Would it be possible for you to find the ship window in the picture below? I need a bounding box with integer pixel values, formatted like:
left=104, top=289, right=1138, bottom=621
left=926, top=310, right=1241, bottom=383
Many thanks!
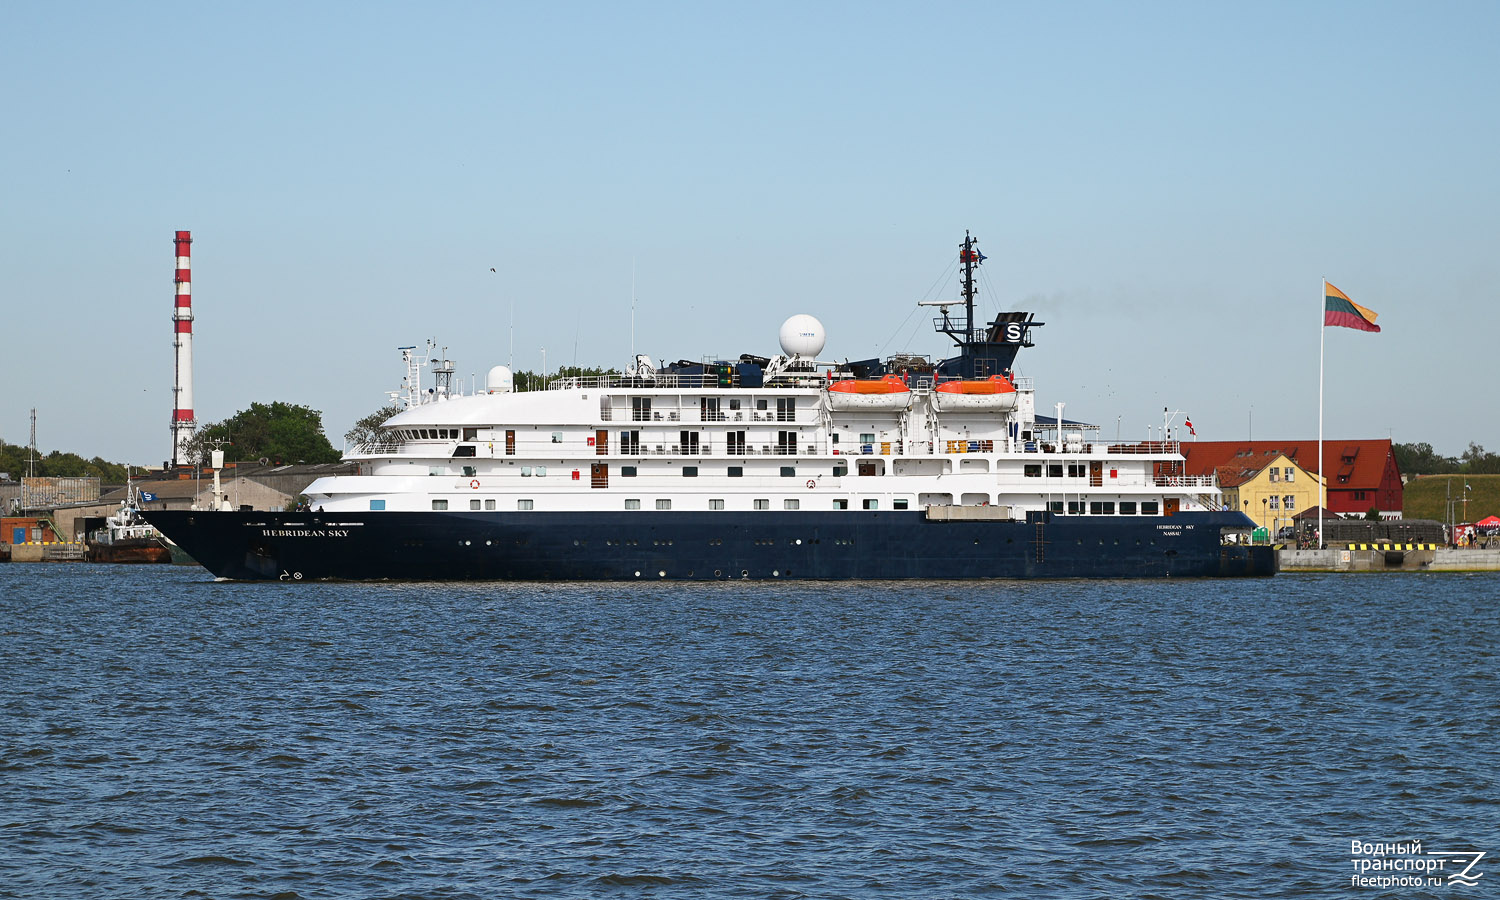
left=863, top=499, right=878, bottom=510
left=1068, top=463, right=1085, bottom=478
left=429, top=467, right=444, bottom=476
left=485, top=499, right=496, bottom=510
left=893, top=498, right=909, bottom=510
left=518, top=499, right=533, bottom=510
left=1048, top=501, right=1063, bottom=513
left=621, top=466, right=637, bottom=477
left=727, top=466, right=743, bottom=477
left=521, top=467, right=532, bottom=476
left=463, top=428, right=478, bottom=441
left=757, top=399, right=768, bottom=410
left=1142, top=500, right=1159, bottom=515
left=784, top=499, right=799, bottom=510
left=833, top=499, right=848, bottom=510
left=1092, top=501, right=1114, bottom=514
left=1024, top=464, right=1042, bottom=477
left=625, top=499, right=641, bottom=509
left=656, top=499, right=671, bottom=510
left=552, top=432, right=563, bottom=443
left=860, top=433, right=875, bottom=444
left=470, top=499, right=481, bottom=510
left=754, top=499, right=770, bottom=510
left=709, top=499, right=725, bottom=510
left=683, top=467, right=698, bottom=477
left=780, top=467, right=795, bottom=477
left=1048, top=464, right=1064, bottom=478
left=729, top=398, right=741, bottom=410
left=370, top=499, right=386, bottom=510
left=1120, top=501, right=1137, bottom=515
left=462, top=466, right=477, bottom=477
left=833, top=462, right=847, bottom=477
left=454, top=445, right=476, bottom=458
left=832, top=434, right=840, bottom=444
left=432, top=499, right=449, bottom=510
left=1066, top=501, right=1081, bottom=514
left=535, top=467, right=547, bottom=477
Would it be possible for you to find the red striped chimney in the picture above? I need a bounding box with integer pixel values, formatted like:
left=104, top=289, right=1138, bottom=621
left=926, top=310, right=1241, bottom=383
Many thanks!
left=171, top=230, right=197, bottom=466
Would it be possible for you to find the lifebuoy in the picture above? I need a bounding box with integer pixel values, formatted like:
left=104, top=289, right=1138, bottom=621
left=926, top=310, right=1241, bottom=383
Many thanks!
left=806, top=479, right=816, bottom=489
left=469, top=479, right=480, bottom=489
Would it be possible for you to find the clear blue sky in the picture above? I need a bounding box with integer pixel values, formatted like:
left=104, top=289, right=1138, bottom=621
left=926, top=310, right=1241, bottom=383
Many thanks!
left=3, top=1, right=1496, bottom=466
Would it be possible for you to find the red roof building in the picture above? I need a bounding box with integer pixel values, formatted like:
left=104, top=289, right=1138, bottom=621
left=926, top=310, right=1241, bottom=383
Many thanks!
left=1180, top=440, right=1403, bottom=519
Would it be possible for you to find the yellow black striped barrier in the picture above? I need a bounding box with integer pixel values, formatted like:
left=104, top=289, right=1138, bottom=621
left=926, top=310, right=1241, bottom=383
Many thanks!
left=1345, top=543, right=1438, bottom=551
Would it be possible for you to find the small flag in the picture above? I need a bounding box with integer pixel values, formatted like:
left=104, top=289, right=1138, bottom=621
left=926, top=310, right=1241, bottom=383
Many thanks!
left=139, top=491, right=157, bottom=502
left=1324, top=282, right=1380, bottom=332
left=1185, top=417, right=1196, bottom=436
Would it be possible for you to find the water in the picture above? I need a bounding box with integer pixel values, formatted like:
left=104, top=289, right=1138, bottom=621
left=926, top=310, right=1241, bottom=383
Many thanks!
left=1, top=565, right=1496, bottom=899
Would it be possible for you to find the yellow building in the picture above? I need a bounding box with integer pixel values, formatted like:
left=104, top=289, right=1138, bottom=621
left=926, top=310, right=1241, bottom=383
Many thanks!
left=1214, top=453, right=1325, bottom=536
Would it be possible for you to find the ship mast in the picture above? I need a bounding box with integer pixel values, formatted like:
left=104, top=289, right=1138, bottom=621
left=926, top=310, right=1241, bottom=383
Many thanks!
left=961, top=230, right=977, bottom=344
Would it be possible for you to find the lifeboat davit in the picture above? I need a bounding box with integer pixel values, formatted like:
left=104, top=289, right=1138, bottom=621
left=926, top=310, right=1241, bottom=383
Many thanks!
left=932, top=375, right=1018, bottom=411
left=826, top=375, right=913, bottom=411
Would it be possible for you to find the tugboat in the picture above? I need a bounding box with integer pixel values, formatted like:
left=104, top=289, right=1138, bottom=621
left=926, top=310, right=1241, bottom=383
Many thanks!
left=145, top=233, right=1276, bottom=581
left=88, top=474, right=170, bottom=564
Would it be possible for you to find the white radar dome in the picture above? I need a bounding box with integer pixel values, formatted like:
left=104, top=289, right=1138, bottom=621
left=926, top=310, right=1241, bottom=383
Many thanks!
left=486, top=365, right=514, bottom=393
left=778, top=314, right=826, bottom=358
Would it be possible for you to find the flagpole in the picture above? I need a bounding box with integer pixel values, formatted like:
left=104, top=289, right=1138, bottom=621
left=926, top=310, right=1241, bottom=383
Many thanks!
left=1318, top=277, right=1326, bottom=550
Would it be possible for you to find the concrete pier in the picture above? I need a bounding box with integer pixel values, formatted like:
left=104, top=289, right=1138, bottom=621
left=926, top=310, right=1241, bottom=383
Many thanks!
left=1280, top=546, right=1500, bottom=573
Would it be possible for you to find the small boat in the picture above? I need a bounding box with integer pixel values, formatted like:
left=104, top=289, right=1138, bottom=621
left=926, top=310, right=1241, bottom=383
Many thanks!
left=826, top=375, right=912, bottom=410
left=932, top=375, right=1017, bottom=411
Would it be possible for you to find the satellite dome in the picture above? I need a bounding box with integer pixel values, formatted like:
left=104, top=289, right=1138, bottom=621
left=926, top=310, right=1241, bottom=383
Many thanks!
left=486, top=365, right=514, bottom=393
left=778, top=314, right=826, bottom=358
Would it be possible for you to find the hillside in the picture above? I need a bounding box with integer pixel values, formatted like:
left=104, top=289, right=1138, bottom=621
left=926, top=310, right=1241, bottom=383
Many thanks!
left=1405, top=474, right=1500, bottom=523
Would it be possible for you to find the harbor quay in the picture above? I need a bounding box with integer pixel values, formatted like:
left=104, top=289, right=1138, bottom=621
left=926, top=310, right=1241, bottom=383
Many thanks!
left=1280, top=545, right=1500, bottom=572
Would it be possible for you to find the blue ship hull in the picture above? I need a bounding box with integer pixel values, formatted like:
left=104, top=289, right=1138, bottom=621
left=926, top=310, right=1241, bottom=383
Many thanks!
left=144, top=509, right=1277, bottom=581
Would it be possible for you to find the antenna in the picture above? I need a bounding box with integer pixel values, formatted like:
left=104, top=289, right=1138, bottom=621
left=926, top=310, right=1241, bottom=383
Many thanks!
left=631, top=255, right=637, bottom=363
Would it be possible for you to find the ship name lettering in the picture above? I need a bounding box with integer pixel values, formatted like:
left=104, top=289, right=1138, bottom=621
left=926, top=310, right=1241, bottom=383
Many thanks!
left=260, top=528, right=350, bottom=538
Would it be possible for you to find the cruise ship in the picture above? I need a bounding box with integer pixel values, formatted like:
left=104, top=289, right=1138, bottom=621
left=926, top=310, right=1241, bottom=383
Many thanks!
left=146, top=234, right=1276, bottom=581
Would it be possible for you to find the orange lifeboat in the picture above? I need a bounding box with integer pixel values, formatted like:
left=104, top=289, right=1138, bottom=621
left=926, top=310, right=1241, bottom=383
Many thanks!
left=826, top=375, right=913, bottom=411
left=933, top=375, right=1017, bottom=411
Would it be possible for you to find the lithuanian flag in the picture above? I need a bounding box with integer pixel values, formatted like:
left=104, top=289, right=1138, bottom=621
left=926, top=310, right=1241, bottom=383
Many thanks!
left=1324, top=282, right=1380, bottom=332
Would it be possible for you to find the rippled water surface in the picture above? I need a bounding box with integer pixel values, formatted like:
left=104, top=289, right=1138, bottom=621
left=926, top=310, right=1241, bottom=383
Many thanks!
left=2, top=564, right=1496, bottom=898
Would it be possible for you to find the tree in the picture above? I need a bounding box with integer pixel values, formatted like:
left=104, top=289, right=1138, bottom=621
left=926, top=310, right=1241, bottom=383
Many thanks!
left=1365, top=506, right=1382, bottom=521
left=1393, top=442, right=1459, bottom=475
left=0, top=439, right=128, bottom=482
left=345, top=404, right=404, bottom=448
left=1460, top=443, right=1500, bottom=475
left=186, top=402, right=341, bottom=465
left=512, top=366, right=619, bottom=393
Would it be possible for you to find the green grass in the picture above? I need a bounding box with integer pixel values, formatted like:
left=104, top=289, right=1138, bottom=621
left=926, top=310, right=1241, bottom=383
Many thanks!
left=1404, top=473, right=1500, bottom=522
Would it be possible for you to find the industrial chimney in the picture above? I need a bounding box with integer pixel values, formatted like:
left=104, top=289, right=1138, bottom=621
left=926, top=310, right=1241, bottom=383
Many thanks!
left=170, top=230, right=196, bottom=467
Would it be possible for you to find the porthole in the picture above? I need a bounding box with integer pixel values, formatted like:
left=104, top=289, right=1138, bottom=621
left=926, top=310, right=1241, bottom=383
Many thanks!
left=714, top=569, right=722, bottom=577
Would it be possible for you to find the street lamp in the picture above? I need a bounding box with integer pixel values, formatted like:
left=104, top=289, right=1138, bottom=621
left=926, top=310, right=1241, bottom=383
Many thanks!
left=1262, top=497, right=1269, bottom=542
